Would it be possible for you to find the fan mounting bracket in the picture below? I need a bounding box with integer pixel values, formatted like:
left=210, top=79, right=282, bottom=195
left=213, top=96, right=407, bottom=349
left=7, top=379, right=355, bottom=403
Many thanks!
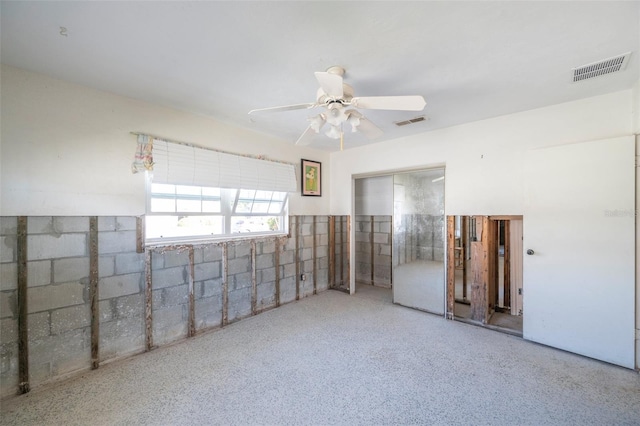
left=326, top=66, right=345, bottom=77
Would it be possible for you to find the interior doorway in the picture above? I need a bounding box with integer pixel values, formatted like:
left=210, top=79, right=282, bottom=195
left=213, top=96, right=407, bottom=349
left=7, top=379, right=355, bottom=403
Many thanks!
left=447, top=215, right=523, bottom=335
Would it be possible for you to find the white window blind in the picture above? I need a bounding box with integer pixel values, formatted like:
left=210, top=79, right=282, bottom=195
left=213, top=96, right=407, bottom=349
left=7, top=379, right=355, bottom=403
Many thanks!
left=152, top=139, right=297, bottom=193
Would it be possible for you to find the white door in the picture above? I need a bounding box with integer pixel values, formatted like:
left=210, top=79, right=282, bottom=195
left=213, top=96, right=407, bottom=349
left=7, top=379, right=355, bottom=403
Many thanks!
left=523, top=136, right=635, bottom=368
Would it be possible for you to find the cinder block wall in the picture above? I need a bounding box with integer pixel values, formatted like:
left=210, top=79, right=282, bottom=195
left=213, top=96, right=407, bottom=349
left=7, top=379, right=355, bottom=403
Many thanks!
left=355, top=215, right=392, bottom=288
left=0, top=215, right=343, bottom=399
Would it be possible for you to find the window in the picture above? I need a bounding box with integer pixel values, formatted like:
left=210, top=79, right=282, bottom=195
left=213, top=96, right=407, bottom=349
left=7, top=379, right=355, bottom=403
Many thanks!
left=146, top=181, right=288, bottom=242
left=142, top=137, right=296, bottom=244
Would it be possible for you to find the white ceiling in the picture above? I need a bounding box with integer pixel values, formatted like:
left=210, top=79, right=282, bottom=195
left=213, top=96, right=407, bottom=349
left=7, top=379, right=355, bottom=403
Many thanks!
left=2, top=1, right=638, bottom=151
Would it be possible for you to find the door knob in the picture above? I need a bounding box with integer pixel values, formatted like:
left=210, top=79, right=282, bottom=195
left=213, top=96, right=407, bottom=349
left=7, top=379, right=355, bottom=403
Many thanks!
left=526, top=249, right=534, bottom=255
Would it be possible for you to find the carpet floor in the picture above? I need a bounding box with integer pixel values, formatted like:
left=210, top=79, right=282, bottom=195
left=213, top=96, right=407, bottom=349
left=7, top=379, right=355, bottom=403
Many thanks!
left=1, top=288, right=638, bottom=425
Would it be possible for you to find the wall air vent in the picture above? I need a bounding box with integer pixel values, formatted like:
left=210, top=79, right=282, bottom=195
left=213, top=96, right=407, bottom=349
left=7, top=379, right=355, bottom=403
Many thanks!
left=572, top=52, right=631, bottom=82
left=394, top=115, right=428, bottom=127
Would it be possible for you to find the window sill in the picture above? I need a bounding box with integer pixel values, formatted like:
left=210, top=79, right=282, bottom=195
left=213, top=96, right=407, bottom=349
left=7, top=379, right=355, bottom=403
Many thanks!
left=145, top=231, right=288, bottom=249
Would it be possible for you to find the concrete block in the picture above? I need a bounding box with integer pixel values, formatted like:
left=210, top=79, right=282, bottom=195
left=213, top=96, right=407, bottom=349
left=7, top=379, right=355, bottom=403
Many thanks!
left=98, top=217, right=116, bottom=232
left=279, top=277, right=296, bottom=304
left=379, top=244, right=392, bottom=256
left=300, top=224, right=313, bottom=236
left=259, top=241, right=275, bottom=255
left=100, top=316, right=144, bottom=361
left=0, top=236, right=15, bottom=263
left=373, top=233, right=389, bottom=244
left=259, top=267, right=276, bottom=284
left=256, top=281, right=276, bottom=310
left=192, top=247, right=204, bottom=264
left=203, top=245, right=223, bottom=262
left=53, top=217, right=89, bottom=233
left=228, top=287, right=251, bottom=321
left=54, top=257, right=89, bottom=283
left=27, top=260, right=52, bottom=288
left=152, top=305, right=187, bottom=346
left=195, top=297, right=221, bottom=331
left=98, top=231, right=136, bottom=255
left=99, top=273, right=142, bottom=300
left=99, top=256, right=115, bottom=278
left=316, top=269, right=329, bottom=291
left=282, top=263, right=296, bottom=278
left=279, top=250, right=294, bottom=265
left=0, top=217, right=17, bottom=236
left=194, top=261, right=220, bottom=282
left=161, top=249, right=189, bottom=268
left=151, top=251, right=164, bottom=269
left=301, top=247, right=313, bottom=261
left=99, top=299, right=114, bottom=322
left=0, top=318, right=17, bottom=344
left=158, top=284, right=188, bottom=308
left=27, top=312, right=50, bottom=340
left=256, top=253, right=274, bottom=270
left=2, top=290, right=16, bottom=318
left=302, top=277, right=314, bottom=298
left=284, top=238, right=296, bottom=251
left=115, top=293, right=143, bottom=319
left=232, top=272, right=252, bottom=291
left=116, top=217, right=137, bottom=231
left=27, top=217, right=53, bottom=234
left=355, top=232, right=370, bottom=243
left=29, top=329, right=89, bottom=380
left=378, top=221, right=392, bottom=234
left=115, top=252, right=145, bottom=275
left=200, top=278, right=223, bottom=299
left=0, top=263, right=17, bottom=291
left=51, top=304, right=90, bottom=335
left=151, top=266, right=186, bottom=290
left=233, top=242, right=251, bottom=259
left=28, top=282, right=86, bottom=314
left=318, top=234, right=328, bottom=246
left=27, top=233, right=87, bottom=261
left=228, top=257, right=250, bottom=275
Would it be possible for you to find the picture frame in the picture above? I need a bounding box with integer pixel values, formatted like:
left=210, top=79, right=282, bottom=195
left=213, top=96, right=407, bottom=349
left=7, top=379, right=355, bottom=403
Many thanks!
left=301, top=159, right=321, bottom=196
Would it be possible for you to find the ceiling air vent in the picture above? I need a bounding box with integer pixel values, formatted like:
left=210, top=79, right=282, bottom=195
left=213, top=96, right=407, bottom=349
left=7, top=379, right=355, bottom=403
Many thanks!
left=572, top=52, right=631, bottom=82
left=394, top=115, right=428, bottom=127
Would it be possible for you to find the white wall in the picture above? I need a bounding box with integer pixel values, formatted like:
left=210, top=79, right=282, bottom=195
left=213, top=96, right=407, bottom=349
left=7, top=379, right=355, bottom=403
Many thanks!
left=330, top=90, right=632, bottom=216
left=354, top=176, right=393, bottom=216
left=0, top=65, right=330, bottom=216
left=330, top=89, right=637, bottom=368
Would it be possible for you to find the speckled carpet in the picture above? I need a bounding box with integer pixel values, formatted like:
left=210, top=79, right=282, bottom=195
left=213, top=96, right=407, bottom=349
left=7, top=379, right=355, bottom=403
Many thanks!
left=1, top=287, right=639, bottom=425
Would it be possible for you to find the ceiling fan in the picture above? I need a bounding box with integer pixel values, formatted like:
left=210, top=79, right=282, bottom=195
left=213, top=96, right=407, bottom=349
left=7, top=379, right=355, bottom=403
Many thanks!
left=248, top=66, right=426, bottom=149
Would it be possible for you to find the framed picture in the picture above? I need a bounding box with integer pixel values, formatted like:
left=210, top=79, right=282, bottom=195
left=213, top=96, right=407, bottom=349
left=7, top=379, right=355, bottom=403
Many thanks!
left=301, top=159, right=321, bottom=196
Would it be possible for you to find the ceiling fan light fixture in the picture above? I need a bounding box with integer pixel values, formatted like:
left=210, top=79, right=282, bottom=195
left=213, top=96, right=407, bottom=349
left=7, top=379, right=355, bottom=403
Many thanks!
left=308, top=114, right=325, bottom=133
left=326, top=124, right=342, bottom=139
left=347, top=114, right=360, bottom=132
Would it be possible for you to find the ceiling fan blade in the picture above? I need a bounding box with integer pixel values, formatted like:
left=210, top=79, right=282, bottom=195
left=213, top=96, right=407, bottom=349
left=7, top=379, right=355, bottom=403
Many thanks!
left=356, top=118, right=384, bottom=140
left=314, top=72, right=343, bottom=98
left=249, top=103, right=316, bottom=115
left=351, top=95, right=426, bottom=111
left=295, top=125, right=316, bottom=146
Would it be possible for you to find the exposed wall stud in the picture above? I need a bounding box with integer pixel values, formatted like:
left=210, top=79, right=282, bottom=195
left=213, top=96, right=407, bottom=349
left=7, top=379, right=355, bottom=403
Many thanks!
left=136, top=216, right=144, bottom=253
left=251, top=241, right=257, bottom=314
left=503, top=220, right=511, bottom=309
left=312, top=216, right=317, bottom=295
left=329, top=216, right=335, bottom=289
left=370, top=216, right=375, bottom=285
left=462, top=216, right=468, bottom=300
left=16, top=216, right=29, bottom=394
left=145, top=249, right=153, bottom=351
left=222, top=243, right=228, bottom=326
left=188, top=246, right=196, bottom=337
left=446, top=216, right=455, bottom=319
left=295, top=216, right=300, bottom=300
left=275, top=238, right=281, bottom=307
left=339, top=217, right=344, bottom=285
left=346, top=216, right=351, bottom=292
left=89, top=216, right=100, bottom=369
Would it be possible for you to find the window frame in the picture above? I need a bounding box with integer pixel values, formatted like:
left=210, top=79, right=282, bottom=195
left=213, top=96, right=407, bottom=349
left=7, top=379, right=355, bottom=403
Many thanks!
left=145, top=173, right=289, bottom=245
